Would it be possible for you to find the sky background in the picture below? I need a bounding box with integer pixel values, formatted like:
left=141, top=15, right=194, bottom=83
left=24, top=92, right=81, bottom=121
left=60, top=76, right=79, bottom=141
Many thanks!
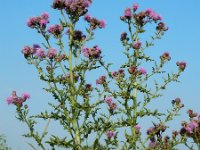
left=0, top=0, right=200, bottom=149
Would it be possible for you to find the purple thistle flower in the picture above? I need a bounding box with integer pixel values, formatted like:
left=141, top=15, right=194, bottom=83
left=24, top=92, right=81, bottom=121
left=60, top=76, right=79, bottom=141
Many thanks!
left=52, top=0, right=66, bottom=10
left=99, top=20, right=106, bottom=28
left=160, top=52, right=171, bottom=61
left=36, top=48, right=46, bottom=58
left=41, top=12, right=49, bottom=20
left=106, top=131, right=115, bottom=138
left=124, top=8, right=132, bottom=18
left=133, top=4, right=139, bottom=11
left=135, top=125, right=141, bottom=132
left=27, top=17, right=38, bottom=28
left=128, top=66, right=137, bottom=74
left=47, top=48, right=57, bottom=59
left=112, top=71, right=118, bottom=77
left=6, top=96, right=15, bottom=105
left=22, top=46, right=32, bottom=56
left=33, top=44, right=40, bottom=54
left=188, top=121, right=198, bottom=130
left=84, top=14, right=91, bottom=22
left=40, top=19, right=48, bottom=26
left=47, top=24, right=63, bottom=36
left=96, top=76, right=106, bottom=85
left=6, top=91, right=18, bottom=105
left=139, top=67, right=147, bottom=75
left=176, top=61, right=187, bottom=71
left=105, top=96, right=113, bottom=105
left=109, top=102, right=117, bottom=110
left=82, top=47, right=90, bottom=58
left=21, top=93, right=30, bottom=100
left=132, top=41, right=142, bottom=49
left=145, top=8, right=153, bottom=15
left=185, top=126, right=193, bottom=133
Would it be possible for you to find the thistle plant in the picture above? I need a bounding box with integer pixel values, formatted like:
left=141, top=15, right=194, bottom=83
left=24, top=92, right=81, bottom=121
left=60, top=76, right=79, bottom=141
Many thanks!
left=6, top=0, right=200, bottom=150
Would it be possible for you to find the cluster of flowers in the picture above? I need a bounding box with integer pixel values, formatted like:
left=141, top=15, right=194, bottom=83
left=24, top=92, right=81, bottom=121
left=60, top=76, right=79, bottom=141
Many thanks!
left=120, top=3, right=168, bottom=32
left=82, top=45, right=102, bottom=59
left=47, top=24, right=64, bottom=37
left=27, top=13, right=49, bottom=29
left=128, top=66, right=147, bottom=76
left=52, top=0, right=92, bottom=19
left=147, top=123, right=168, bottom=149
left=156, top=22, right=168, bottom=32
left=22, top=45, right=67, bottom=61
left=53, top=74, right=79, bottom=85
left=7, top=91, right=30, bottom=107
left=84, top=14, right=106, bottom=29
left=112, top=69, right=125, bottom=78
left=96, top=75, right=106, bottom=85
left=104, top=96, right=117, bottom=111
left=180, top=110, right=200, bottom=144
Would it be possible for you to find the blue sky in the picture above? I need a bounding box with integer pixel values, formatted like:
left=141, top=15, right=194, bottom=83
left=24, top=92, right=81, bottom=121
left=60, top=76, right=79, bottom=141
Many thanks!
left=0, top=0, right=200, bottom=149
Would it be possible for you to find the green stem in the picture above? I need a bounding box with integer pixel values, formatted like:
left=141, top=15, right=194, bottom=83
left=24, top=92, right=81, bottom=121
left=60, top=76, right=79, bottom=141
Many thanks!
left=69, top=23, right=81, bottom=149
left=132, top=81, right=137, bottom=149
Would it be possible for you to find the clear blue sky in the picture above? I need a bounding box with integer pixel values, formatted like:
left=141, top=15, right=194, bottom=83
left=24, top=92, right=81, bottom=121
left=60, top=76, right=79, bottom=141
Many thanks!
left=0, top=0, right=200, bottom=149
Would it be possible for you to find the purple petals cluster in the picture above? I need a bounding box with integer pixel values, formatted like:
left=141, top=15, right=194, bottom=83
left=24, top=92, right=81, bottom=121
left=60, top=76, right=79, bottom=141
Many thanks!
left=124, top=8, right=132, bottom=19
left=134, top=125, right=141, bottom=134
left=147, top=124, right=166, bottom=136
left=156, top=22, right=168, bottom=31
left=36, top=48, right=46, bottom=59
left=120, top=32, right=129, bottom=41
left=47, top=48, right=57, bottom=59
left=121, top=3, right=166, bottom=30
left=160, top=52, right=171, bottom=61
left=82, top=46, right=101, bottom=59
left=180, top=110, right=200, bottom=143
left=145, top=8, right=162, bottom=21
left=65, top=0, right=92, bottom=19
left=104, top=96, right=112, bottom=104
left=171, top=98, right=184, bottom=108
left=22, top=45, right=61, bottom=60
left=128, top=66, right=147, bottom=76
left=96, top=76, right=106, bottom=85
left=47, top=24, right=63, bottom=37
left=84, top=14, right=106, bottom=29
left=133, top=4, right=139, bottom=12
left=106, top=130, right=115, bottom=139
left=111, top=69, right=125, bottom=78
left=22, top=46, right=34, bottom=57
left=132, top=41, right=142, bottom=49
left=52, top=0, right=92, bottom=18
left=22, top=44, right=41, bottom=58
left=176, top=61, right=187, bottom=71
left=73, top=30, right=86, bottom=41
left=138, top=67, right=147, bottom=75
left=52, top=0, right=66, bottom=10
left=7, top=91, right=30, bottom=106
left=104, top=96, right=117, bottom=111
left=27, top=12, right=49, bottom=29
